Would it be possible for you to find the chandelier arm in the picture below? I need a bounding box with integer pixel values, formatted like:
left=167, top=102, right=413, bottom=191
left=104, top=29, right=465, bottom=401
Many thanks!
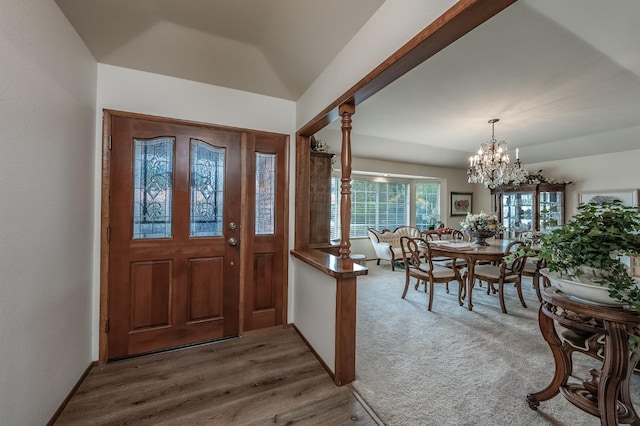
left=467, top=118, right=528, bottom=187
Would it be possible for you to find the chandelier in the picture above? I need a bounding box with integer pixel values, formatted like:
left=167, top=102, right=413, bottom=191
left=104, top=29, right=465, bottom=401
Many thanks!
left=467, top=118, right=528, bottom=188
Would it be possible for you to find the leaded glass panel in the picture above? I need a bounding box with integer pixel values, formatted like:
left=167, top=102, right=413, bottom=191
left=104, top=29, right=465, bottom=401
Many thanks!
left=255, top=153, right=276, bottom=235
left=133, top=137, right=174, bottom=239
left=190, top=140, right=224, bottom=237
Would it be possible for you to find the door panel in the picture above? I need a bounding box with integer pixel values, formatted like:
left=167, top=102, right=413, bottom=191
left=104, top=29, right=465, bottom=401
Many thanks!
left=130, top=260, right=171, bottom=330
left=188, top=257, right=224, bottom=321
left=108, top=116, right=241, bottom=359
left=243, top=134, right=287, bottom=331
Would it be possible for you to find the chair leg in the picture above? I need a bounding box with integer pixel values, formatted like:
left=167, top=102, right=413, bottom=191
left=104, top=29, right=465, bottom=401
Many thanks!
left=533, top=272, right=543, bottom=302
left=516, top=278, right=527, bottom=308
left=428, top=280, right=435, bottom=311
left=377, top=259, right=380, bottom=265
left=498, top=279, right=507, bottom=314
left=445, top=282, right=450, bottom=294
left=402, top=274, right=410, bottom=299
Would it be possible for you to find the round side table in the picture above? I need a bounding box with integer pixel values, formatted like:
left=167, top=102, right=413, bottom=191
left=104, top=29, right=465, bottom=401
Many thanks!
left=526, top=286, right=640, bottom=425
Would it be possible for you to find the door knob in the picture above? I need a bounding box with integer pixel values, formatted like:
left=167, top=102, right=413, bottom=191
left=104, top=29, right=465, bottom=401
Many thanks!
left=228, top=237, right=238, bottom=246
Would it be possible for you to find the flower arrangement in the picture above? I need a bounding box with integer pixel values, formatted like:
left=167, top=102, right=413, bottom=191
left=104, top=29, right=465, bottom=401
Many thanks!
left=460, top=211, right=503, bottom=233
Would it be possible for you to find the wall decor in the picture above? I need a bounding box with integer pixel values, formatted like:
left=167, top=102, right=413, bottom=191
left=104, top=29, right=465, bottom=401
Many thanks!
left=578, top=189, right=638, bottom=206
left=450, top=192, right=473, bottom=216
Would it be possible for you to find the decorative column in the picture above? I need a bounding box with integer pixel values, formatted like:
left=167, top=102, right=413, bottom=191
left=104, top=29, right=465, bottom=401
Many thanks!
left=339, top=103, right=355, bottom=259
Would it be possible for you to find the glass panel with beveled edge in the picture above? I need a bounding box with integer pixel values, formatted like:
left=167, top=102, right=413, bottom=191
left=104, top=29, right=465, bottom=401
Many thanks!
left=133, top=137, right=174, bottom=239
left=190, top=140, right=225, bottom=237
left=501, top=191, right=533, bottom=239
left=539, top=191, right=563, bottom=232
left=255, top=153, right=276, bottom=235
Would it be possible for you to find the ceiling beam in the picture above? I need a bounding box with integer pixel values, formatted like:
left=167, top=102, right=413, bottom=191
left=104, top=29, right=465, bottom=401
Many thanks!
left=297, top=0, right=518, bottom=137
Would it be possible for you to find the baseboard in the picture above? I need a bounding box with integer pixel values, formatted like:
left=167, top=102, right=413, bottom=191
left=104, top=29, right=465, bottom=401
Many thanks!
left=241, top=323, right=290, bottom=337
left=291, top=324, right=335, bottom=382
left=47, top=360, right=97, bottom=426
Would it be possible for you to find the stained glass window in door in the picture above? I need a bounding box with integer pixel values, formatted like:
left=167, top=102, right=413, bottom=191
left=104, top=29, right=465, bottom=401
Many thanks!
left=133, top=137, right=174, bottom=239
left=255, top=153, right=276, bottom=235
left=190, top=140, right=225, bottom=237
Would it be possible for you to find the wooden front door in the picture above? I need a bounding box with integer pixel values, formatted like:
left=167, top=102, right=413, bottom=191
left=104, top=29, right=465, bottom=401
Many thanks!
left=107, top=115, right=242, bottom=359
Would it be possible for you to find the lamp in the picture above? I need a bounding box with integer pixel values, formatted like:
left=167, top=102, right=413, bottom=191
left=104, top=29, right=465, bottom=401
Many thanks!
left=467, top=118, right=528, bottom=188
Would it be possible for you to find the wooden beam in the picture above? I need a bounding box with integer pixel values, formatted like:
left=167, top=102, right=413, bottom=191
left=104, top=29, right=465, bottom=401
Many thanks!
left=297, top=0, right=517, bottom=137
left=334, top=276, right=357, bottom=385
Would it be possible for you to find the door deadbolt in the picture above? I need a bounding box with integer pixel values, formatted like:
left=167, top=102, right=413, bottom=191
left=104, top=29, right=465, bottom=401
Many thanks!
left=228, top=222, right=237, bottom=230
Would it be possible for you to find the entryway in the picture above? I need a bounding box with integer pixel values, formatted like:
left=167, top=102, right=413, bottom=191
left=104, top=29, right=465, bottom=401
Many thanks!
left=102, top=111, right=288, bottom=361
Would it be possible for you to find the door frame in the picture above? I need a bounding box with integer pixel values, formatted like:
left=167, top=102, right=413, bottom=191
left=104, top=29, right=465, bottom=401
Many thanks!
left=99, top=109, right=290, bottom=364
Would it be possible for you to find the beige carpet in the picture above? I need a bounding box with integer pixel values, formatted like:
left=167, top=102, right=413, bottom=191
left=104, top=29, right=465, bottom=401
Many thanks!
left=352, top=262, right=640, bottom=425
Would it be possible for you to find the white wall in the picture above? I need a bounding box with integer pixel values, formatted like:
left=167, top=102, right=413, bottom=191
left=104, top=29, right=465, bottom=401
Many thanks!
left=94, top=64, right=297, bottom=356
left=291, top=259, right=337, bottom=371
left=525, top=149, right=640, bottom=216
left=0, top=0, right=97, bottom=424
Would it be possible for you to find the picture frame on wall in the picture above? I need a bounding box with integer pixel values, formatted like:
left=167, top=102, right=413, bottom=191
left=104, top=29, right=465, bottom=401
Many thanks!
left=450, top=192, right=473, bottom=216
left=578, top=189, right=638, bottom=206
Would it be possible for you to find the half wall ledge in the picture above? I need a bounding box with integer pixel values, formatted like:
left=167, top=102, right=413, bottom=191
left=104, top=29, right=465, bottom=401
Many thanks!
left=290, top=249, right=368, bottom=278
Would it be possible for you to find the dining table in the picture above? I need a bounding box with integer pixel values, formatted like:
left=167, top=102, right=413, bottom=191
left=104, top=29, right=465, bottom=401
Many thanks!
left=428, top=238, right=517, bottom=311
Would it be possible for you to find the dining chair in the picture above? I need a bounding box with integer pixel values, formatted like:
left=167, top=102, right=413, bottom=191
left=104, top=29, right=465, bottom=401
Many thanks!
left=502, top=240, right=547, bottom=302
left=482, top=239, right=526, bottom=291
left=430, top=229, right=468, bottom=270
left=466, top=250, right=529, bottom=314
left=400, top=236, right=464, bottom=311
left=523, top=256, right=548, bottom=302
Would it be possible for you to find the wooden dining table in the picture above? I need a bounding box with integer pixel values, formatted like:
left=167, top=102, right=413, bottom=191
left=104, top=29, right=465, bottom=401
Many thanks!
left=428, top=238, right=516, bottom=311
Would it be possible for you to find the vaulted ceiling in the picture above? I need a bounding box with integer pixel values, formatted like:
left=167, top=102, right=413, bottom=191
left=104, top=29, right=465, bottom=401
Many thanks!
left=55, top=0, right=385, bottom=100
left=57, top=0, right=640, bottom=169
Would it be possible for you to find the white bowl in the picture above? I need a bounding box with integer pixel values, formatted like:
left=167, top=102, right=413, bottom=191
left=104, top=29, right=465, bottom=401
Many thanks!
left=540, top=268, right=627, bottom=306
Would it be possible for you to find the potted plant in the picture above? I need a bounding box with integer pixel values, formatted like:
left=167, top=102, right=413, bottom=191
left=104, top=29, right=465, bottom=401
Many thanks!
left=538, top=200, right=640, bottom=310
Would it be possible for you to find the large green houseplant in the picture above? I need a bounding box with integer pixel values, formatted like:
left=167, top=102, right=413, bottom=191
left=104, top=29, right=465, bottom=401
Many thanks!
left=538, top=200, right=640, bottom=310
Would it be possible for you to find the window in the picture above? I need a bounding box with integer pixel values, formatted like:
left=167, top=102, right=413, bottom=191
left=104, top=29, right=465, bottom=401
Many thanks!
left=133, top=137, right=174, bottom=239
left=415, top=182, right=441, bottom=229
left=330, top=176, right=440, bottom=239
left=255, top=152, right=276, bottom=235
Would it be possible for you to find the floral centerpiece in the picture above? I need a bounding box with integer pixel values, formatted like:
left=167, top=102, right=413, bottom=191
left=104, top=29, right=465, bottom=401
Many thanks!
left=460, top=211, right=503, bottom=245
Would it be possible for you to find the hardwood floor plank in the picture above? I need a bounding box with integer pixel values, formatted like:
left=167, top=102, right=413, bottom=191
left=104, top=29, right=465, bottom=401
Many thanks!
left=55, top=328, right=377, bottom=425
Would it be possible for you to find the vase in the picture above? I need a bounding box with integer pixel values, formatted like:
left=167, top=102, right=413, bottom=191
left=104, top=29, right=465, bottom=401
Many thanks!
left=470, top=229, right=496, bottom=246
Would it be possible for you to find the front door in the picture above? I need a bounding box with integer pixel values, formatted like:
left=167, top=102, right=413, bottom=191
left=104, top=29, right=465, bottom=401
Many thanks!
left=107, top=115, right=241, bottom=359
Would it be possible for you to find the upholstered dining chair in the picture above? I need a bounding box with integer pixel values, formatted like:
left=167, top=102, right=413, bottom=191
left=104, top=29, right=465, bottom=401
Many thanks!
left=501, top=239, right=548, bottom=302
left=400, top=236, right=464, bottom=311
left=466, top=244, right=528, bottom=314
left=429, top=230, right=468, bottom=269
left=523, top=256, right=548, bottom=302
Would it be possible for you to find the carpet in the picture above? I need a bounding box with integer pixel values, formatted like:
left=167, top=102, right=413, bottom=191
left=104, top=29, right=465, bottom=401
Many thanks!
left=352, top=263, right=640, bottom=425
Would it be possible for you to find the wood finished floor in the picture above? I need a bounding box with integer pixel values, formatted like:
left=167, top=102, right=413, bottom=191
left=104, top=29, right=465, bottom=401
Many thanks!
left=55, top=327, right=379, bottom=425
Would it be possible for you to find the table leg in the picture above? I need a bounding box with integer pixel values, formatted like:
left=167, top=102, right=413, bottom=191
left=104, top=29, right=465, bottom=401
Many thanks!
left=527, top=303, right=571, bottom=409
left=620, top=351, right=640, bottom=425
left=599, top=321, right=632, bottom=425
left=466, top=259, right=475, bottom=311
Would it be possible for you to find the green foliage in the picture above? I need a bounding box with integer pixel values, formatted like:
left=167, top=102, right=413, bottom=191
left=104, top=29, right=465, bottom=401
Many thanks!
left=538, top=200, right=640, bottom=311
